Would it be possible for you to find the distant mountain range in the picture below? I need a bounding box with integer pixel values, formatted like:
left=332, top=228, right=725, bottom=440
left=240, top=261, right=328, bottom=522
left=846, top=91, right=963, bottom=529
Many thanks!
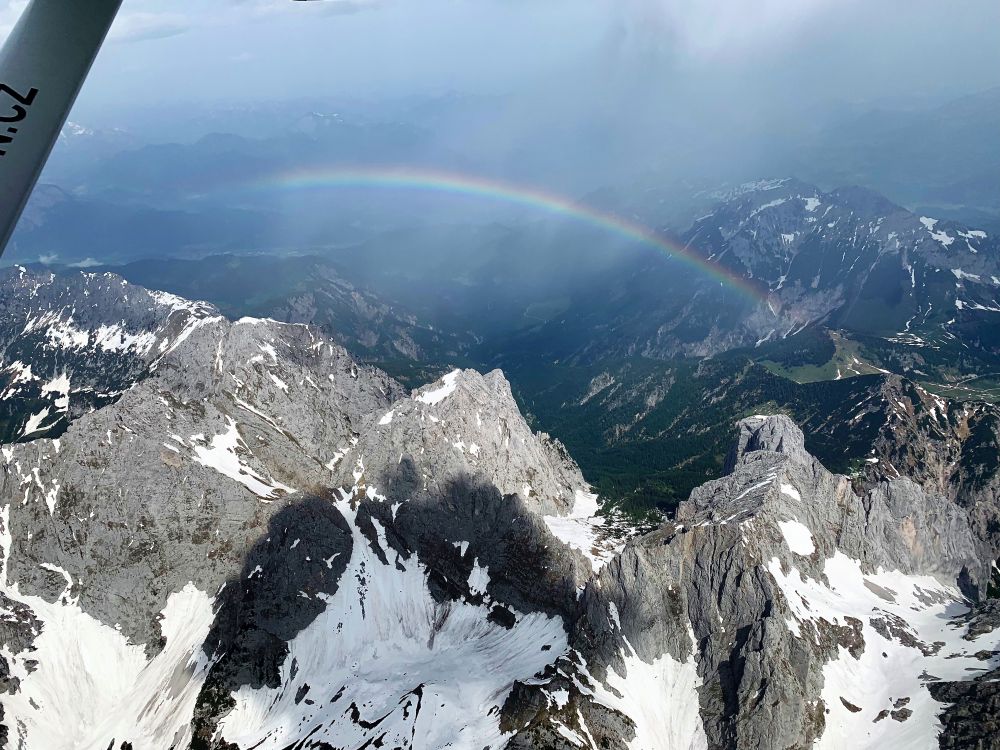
left=89, top=175, right=1000, bottom=384
left=35, top=177, right=983, bottom=525
left=8, top=86, right=1000, bottom=267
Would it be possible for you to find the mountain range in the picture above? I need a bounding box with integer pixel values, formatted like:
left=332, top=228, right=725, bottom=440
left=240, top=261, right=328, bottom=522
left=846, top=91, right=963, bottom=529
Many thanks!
left=2, top=169, right=1000, bottom=747
left=9, top=86, right=1000, bottom=266
left=0, top=268, right=997, bottom=749
left=83, top=178, right=1000, bottom=517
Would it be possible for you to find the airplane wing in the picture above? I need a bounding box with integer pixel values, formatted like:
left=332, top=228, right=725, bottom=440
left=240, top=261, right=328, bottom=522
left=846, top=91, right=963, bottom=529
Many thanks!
left=0, top=0, right=325, bottom=259
left=0, top=0, right=123, bottom=257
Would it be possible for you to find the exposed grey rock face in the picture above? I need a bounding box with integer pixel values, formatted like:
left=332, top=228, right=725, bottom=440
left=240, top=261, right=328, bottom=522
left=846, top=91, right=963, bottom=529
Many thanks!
left=506, top=415, right=999, bottom=750
left=724, top=412, right=815, bottom=470
left=752, top=370, right=1000, bottom=600
left=0, top=267, right=219, bottom=442
left=0, top=273, right=600, bottom=749
left=845, top=376, right=1000, bottom=597
left=1, top=308, right=401, bottom=652
left=331, top=367, right=588, bottom=517
left=0, top=273, right=997, bottom=749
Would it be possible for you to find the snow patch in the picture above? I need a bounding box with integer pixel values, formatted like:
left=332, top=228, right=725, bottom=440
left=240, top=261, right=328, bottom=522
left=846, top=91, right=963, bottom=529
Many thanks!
left=22, top=407, right=52, bottom=437
left=777, top=520, right=815, bottom=555
left=414, top=369, right=461, bottom=405
left=543, top=490, right=617, bottom=572
left=1, top=583, right=214, bottom=749
left=191, top=418, right=293, bottom=499
left=749, top=197, right=788, bottom=217
left=780, top=483, right=802, bottom=503
left=268, top=373, right=289, bottom=393
left=41, top=372, right=71, bottom=411
left=951, top=268, right=981, bottom=283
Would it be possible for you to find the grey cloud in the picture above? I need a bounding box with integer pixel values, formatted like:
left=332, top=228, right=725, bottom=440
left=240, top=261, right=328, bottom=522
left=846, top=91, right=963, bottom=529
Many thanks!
left=109, top=12, right=192, bottom=43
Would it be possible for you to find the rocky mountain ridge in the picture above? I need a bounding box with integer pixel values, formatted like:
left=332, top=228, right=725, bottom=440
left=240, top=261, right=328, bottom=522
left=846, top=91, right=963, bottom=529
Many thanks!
left=506, top=415, right=999, bottom=749
left=0, top=272, right=607, bottom=748
left=0, top=274, right=997, bottom=749
left=0, top=267, right=223, bottom=443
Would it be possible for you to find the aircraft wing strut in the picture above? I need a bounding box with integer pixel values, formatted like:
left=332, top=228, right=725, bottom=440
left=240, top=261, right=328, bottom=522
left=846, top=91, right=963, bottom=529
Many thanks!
left=0, top=0, right=124, bottom=256
left=0, top=0, right=326, bottom=259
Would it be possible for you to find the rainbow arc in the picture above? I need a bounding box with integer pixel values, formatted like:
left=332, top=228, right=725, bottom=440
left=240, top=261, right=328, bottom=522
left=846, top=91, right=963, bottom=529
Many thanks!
left=233, top=166, right=764, bottom=300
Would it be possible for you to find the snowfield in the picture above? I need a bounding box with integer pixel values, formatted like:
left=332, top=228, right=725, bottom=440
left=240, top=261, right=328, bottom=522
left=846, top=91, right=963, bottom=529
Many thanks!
left=769, top=552, right=997, bottom=749
left=0, top=582, right=214, bottom=749
left=216, top=499, right=568, bottom=749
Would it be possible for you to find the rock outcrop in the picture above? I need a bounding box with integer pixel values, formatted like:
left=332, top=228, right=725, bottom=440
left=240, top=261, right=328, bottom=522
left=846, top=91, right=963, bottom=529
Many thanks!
left=505, top=415, right=999, bottom=750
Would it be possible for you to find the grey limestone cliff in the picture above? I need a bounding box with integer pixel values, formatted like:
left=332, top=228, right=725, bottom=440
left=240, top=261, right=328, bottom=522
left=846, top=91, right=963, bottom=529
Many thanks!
left=505, top=415, right=999, bottom=750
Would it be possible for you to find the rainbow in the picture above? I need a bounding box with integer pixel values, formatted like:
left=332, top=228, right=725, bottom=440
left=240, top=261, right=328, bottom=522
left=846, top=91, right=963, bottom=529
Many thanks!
left=230, top=166, right=763, bottom=300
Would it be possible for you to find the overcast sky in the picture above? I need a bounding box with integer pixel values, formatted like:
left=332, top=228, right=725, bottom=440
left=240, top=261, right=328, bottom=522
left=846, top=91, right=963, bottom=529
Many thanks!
left=2, top=0, right=1000, bottom=125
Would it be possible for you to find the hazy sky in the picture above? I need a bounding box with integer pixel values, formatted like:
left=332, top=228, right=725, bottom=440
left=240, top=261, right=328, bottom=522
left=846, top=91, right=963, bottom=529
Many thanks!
left=3, top=0, right=1000, bottom=125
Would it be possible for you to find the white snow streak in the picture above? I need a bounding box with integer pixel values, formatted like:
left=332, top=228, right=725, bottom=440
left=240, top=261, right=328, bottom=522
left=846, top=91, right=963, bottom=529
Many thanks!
left=414, top=369, right=461, bottom=405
